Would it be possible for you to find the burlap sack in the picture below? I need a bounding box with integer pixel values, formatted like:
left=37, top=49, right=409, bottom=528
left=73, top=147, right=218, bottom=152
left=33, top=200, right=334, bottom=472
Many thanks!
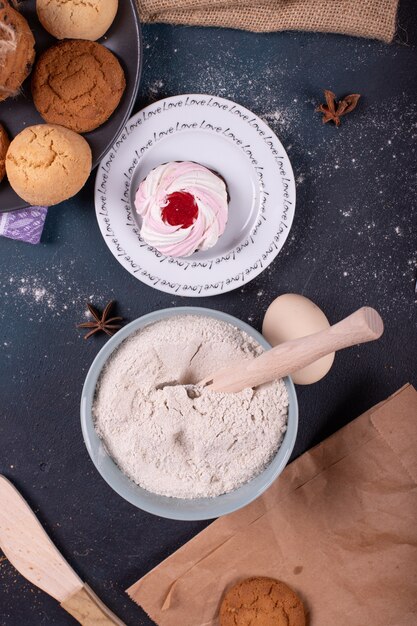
left=136, top=0, right=399, bottom=42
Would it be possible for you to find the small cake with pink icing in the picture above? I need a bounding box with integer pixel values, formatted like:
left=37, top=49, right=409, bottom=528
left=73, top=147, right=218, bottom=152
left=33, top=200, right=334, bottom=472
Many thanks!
left=134, top=161, right=228, bottom=257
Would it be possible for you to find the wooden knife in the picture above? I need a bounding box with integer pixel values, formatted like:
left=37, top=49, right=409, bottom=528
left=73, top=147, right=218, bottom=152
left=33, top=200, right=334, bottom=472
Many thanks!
left=0, top=475, right=124, bottom=625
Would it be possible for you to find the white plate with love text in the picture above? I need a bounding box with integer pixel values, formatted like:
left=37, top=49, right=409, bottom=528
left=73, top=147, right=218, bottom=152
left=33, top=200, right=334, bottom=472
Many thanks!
left=95, top=94, right=296, bottom=297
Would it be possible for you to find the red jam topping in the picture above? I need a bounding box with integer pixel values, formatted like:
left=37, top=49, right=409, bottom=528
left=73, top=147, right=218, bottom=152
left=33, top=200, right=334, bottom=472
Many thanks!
left=161, top=191, right=199, bottom=228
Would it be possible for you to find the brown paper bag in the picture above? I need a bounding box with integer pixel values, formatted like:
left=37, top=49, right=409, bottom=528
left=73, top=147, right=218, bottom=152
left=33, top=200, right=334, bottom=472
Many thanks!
left=128, top=384, right=417, bottom=625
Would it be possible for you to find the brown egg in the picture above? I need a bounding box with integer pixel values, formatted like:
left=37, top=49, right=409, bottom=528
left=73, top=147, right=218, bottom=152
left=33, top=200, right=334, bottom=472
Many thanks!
left=262, top=294, right=335, bottom=385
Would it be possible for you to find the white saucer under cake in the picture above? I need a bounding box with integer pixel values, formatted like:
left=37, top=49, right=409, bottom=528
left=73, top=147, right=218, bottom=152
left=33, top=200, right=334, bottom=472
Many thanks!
left=95, top=94, right=296, bottom=297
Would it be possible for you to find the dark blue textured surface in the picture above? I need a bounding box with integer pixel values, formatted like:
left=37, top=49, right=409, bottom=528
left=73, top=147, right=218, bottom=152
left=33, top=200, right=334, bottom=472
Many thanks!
left=1, top=11, right=417, bottom=625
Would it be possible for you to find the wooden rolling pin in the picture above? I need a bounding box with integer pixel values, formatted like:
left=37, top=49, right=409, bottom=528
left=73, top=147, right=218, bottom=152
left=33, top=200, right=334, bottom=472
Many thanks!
left=200, top=307, right=384, bottom=393
left=0, top=476, right=124, bottom=626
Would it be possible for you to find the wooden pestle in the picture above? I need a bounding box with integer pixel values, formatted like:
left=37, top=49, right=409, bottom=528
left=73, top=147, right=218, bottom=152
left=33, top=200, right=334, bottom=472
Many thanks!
left=199, top=307, right=384, bottom=393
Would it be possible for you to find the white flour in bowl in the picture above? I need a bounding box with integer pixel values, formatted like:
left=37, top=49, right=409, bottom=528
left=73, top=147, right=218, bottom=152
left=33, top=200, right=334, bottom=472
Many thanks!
left=93, top=315, right=288, bottom=499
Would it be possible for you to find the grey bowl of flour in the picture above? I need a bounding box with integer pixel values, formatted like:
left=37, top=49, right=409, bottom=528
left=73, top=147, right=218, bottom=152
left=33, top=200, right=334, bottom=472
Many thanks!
left=81, top=307, right=298, bottom=521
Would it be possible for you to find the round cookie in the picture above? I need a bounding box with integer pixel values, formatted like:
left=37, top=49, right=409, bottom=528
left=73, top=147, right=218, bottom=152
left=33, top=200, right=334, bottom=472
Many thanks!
left=36, top=0, right=118, bottom=41
left=6, top=124, right=92, bottom=205
left=220, top=577, right=306, bottom=626
left=0, top=123, right=10, bottom=183
left=32, top=40, right=126, bottom=133
left=0, top=1, right=36, bottom=101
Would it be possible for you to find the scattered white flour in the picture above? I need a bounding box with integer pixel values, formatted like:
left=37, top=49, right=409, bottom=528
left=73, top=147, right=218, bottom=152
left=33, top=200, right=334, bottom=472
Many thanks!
left=93, top=315, right=288, bottom=499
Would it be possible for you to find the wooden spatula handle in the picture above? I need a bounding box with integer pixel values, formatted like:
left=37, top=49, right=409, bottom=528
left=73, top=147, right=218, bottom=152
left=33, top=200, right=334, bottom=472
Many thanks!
left=204, top=307, right=383, bottom=392
left=61, top=584, right=125, bottom=626
left=0, top=476, right=125, bottom=626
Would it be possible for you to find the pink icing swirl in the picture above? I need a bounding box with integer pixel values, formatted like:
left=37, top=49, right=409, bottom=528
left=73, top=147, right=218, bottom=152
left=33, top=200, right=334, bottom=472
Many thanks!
left=134, top=161, right=228, bottom=258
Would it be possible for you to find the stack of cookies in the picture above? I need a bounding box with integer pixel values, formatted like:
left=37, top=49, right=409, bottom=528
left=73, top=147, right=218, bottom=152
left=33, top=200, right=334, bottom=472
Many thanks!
left=0, top=0, right=126, bottom=206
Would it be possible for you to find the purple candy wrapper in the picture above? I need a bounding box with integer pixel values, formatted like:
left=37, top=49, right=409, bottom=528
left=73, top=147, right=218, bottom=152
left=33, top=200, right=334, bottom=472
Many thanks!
left=0, top=206, right=48, bottom=244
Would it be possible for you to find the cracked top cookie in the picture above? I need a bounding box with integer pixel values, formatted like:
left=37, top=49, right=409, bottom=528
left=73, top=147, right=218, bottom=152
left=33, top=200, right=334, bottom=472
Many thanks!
left=32, top=39, right=126, bottom=133
left=5, top=124, right=92, bottom=205
left=36, top=0, right=118, bottom=41
left=0, top=0, right=36, bottom=102
left=220, top=577, right=306, bottom=626
left=0, top=123, right=10, bottom=183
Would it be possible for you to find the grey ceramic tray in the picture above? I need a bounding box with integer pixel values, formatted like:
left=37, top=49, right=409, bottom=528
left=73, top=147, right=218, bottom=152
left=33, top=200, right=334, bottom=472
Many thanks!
left=0, top=0, right=142, bottom=213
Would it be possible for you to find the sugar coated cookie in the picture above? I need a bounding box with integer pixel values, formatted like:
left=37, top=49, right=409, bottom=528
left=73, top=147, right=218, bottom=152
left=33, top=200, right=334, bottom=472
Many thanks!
left=0, top=1, right=35, bottom=101
left=32, top=39, right=126, bottom=133
left=220, top=577, right=306, bottom=626
left=36, top=0, right=118, bottom=41
left=6, top=124, right=92, bottom=205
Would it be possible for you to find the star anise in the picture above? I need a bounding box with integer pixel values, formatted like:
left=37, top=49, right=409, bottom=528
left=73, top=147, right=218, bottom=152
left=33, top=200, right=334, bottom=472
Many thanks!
left=77, top=300, right=123, bottom=340
left=316, top=90, right=361, bottom=126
